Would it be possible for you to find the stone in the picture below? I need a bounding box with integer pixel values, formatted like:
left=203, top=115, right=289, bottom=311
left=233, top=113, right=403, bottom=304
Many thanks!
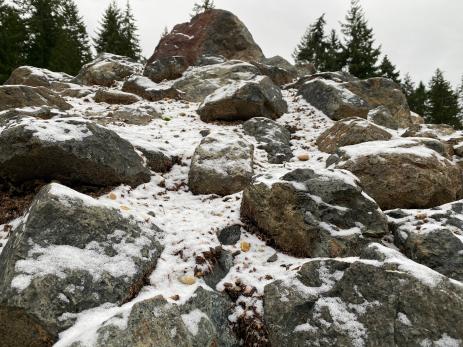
left=367, top=106, right=398, bottom=130
left=0, top=106, right=66, bottom=127
left=250, top=61, right=296, bottom=86
left=94, top=89, right=141, bottom=105
left=410, top=111, right=425, bottom=125
left=387, top=199, right=463, bottom=282
left=106, top=104, right=161, bottom=126
left=147, top=9, right=264, bottom=68
left=137, top=146, right=180, bottom=173
left=241, top=168, right=388, bottom=258
left=200, top=247, right=234, bottom=288
left=297, top=153, right=310, bottom=161
left=0, top=183, right=163, bottom=346
left=264, top=243, right=463, bottom=347
left=122, top=75, right=181, bottom=101
left=59, top=86, right=94, bottom=98
left=331, top=138, right=463, bottom=210
left=197, top=76, right=288, bottom=122
left=316, top=117, right=392, bottom=154
left=217, top=224, right=242, bottom=245
left=92, top=287, right=238, bottom=347
left=0, top=85, right=71, bottom=111
left=243, top=117, right=292, bottom=163
left=288, top=71, right=359, bottom=90
left=5, top=66, right=72, bottom=88
left=172, top=60, right=260, bottom=102
left=240, top=241, right=251, bottom=253
left=195, top=55, right=227, bottom=66
left=188, top=131, right=254, bottom=196
left=179, top=275, right=196, bottom=285
left=0, top=116, right=150, bottom=188
left=143, top=56, right=189, bottom=83
left=74, top=53, right=143, bottom=87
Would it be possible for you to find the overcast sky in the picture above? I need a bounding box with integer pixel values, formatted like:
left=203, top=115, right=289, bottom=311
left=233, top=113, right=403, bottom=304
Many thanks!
left=77, top=0, right=463, bottom=87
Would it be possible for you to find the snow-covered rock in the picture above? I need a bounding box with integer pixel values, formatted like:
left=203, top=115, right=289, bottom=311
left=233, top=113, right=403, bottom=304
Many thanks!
left=122, top=75, right=181, bottom=101
left=5, top=66, right=73, bottom=88
left=143, top=55, right=189, bottom=83
left=0, top=85, right=71, bottom=111
left=94, top=89, right=141, bottom=105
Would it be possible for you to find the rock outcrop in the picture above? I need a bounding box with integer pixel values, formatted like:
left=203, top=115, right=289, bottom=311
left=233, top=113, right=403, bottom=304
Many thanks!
left=0, top=85, right=71, bottom=111
left=330, top=138, right=463, bottom=209
left=143, top=56, right=189, bottom=83
left=0, top=183, right=163, bottom=346
left=0, top=117, right=150, bottom=188
left=189, top=131, right=254, bottom=196
left=241, top=168, right=388, bottom=257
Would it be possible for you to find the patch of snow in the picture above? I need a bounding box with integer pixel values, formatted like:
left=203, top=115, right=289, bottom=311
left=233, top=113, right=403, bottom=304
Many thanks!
left=181, top=309, right=209, bottom=336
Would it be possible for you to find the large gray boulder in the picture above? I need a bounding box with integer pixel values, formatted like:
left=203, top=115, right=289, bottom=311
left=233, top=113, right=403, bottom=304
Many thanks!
left=189, top=131, right=254, bottom=196
left=0, top=183, right=164, bottom=346
left=243, top=117, right=292, bottom=163
left=122, top=75, right=181, bottom=101
left=197, top=76, right=288, bottom=122
left=250, top=61, right=296, bottom=86
left=0, top=85, right=71, bottom=112
left=0, top=117, right=150, bottom=188
left=264, top=244, right=463, bottom=347
left=5, top=66, right=72, bottom=88
left=172, top=60, right=260, bottom=102
left=74, top=53, right=143, bottom=87
left=316, top=117, right=392, bottom=154
left=143, top=56, right=189, bottom=83
left=330, top=138, right=463, bottom=210
left=91, top=287, right=238, bottom=347
left=387, top=200, right=463, bottom=282
left=241, top=168, right=388, bottom=258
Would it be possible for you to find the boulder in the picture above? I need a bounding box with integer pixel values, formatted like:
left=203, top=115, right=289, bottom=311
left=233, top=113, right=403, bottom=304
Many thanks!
left=195, top=55, right=227, bottom=66
left=242, top=117, right=292, bottom=163
left=402, top=123, right=461, bottom=141
left=189, top=131, right=254, bottom=196
left=59, top=86, right=94, bottom=98
left=217, top=225, right=242, bottom=245
left=147, top=9, right=264, bottom=68
left=4, top=66, right=72, bottom=88
left=137, top=146, right=180, bottom=173
left=105, top=104, right=161, bottom=126
left=264, top=244, right=463, bottom=347
left=0, top=116, right=150, bottom=188
left=0, top=106, right=66, bottom=127
left=197, top=76, right=288, bottom=122
left=172, top=60, right=260, bottom=102
left=387, top=200, right=463, bottom=282
left=0, top=85, right=71, bottom=111
left=143, top=56, right=189, bottom=83
left=92, top=287, right=238, bottom=347
left=197, top=247, right=234, bottom=289
left=74, top=53, right=143, bottom=87
left=0, top=183, right=164, bottom=346
left=367, top=106, right=398, bottom=130
left=94, top=89, right=141, bottom=105
left=122, top=75, right=181, bottom=101
left=330, top=138, right=463, bottom=210
left=316, top=117, right=392, bottom=154
left=410, top=111, right=425, bottom=125
left=288, top=71, right=359, bottom=90
left=251, top=61, right=296, bottom=86
left=241, top=168, right=388, bottom=258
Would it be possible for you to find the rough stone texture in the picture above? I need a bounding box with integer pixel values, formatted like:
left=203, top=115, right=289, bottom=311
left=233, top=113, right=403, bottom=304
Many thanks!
left=251, top=61, right=296, bottom=86
left=288, top=71, right=359, bottom=90
left=241, top=168, right=388, bottom=258
left=0, top=183, right=163, bottom=346
left=92, top=287, right=238, bottom=347
left=172, top=60, right=260, bottom=102
left=197, top=76, right=288, bottom=122
left=74, top=53, right=143, bottom=87
left=5, top=66, right=72, bottom=87
left=243, top=117, right=292, bottom=163
left=105, top=104, right=161, bottom=126
left=94, top=89, right=141, bottom=105
left=264, top=243, right=463, bottom=347
left=0, top=106, right=66, bottom=127
left=147, top=9, right=264, bottom=68
left=137, top=146, right=180, bottom=173
left=59, top=86, right=94, bottom=98
left=331, top=138, right=463, bottom=210
left=189, top=131, right=254, bottom=196
left=410, top=111, right=425, bottom=125
left=0, top=117, right=150, bottom=188
left=201, top=247, right=234, bottom=289
left=122, top=75, right=181, bottom=101
left=316, top=117, right=392, bottom=154
left=0, top=85, right=71, bottom=111
left=298, top=77, right=413, bottom=128
left=217, top=224, right=242, bottom=245
left=387, top=200, right=463, bottom=282
left=367, top=106, right=398, bottom=130
left=143, top=56, right=189, bottom=83
left=195, top=55, right=227, bottom=66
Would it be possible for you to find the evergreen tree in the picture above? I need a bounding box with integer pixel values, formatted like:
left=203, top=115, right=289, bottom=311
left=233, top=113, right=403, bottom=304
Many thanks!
left=192, top=0, right=215, bottom=16
left=458, top=75, right=463, bottom=119
left=161, top=26, right=169, bottom=39
left=401, top=73, right=415, bottom=99
left=120, top=1, right=142, bottom=60
left=49, top=0, right=92, bottom=75
left=0, top=0, right=27, bottom=82
left=427, top=69, right=461, bottom=129
left=94, top=1, right=125, bottom=56
left=408, top=82, right=428, bottom=117
left=293, top=14, right=328, bottom=70
left=379, top=55, right=401, bottom=84
left=341, top=0, right=381, bottom=78
left=324, top=29, right=344, bottom=71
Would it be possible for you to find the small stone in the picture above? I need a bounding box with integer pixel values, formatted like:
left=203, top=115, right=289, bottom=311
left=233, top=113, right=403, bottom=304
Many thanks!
left=217, top=225, right=242, bottom=245
left=240, top=241, right=251, bottom=252
left=267, top=253, right=278, bottom=263
left=109, top=192, right=117, bottom=200
left=179, top=275, right=196, bottom=285
left=120, top=205, right=130, bottom=211
left=415, top=213, right=427, bottom=220
left=170, top=294, right=180, bottom=301
left=297, top=153, right=310, bottom=161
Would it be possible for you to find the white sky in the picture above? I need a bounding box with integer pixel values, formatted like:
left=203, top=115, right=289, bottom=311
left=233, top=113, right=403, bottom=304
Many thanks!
left=76, top=0, right=463, bottom=86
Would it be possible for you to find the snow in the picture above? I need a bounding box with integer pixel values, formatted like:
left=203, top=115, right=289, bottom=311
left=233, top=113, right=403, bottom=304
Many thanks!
left=181, top=309, right=209, bottom=336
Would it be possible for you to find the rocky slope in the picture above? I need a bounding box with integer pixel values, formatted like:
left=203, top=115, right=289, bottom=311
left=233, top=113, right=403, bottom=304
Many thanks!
left=1, top=9, right=463, bottom=347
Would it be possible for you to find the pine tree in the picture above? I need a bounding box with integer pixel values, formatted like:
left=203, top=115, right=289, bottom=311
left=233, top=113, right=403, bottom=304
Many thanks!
left=427, top=69, right=461, bottom=129
left=161, top=26, right=169, bottom=39
left=94, top=1, right=125, bottom=56
left=49, top=0, right=92, bottom=75
left=120, top=1, right=142, bottom=60
left=341, top=0, right=381, bottom=78
left=293, top=14, right=328, bottom=70
left=458, top=75, right=463, bottom=120
left=324, top=29, right=344, bottom=71
left=408, top=82, right=428, bottom=117
left=401, top=73, right=415, bottom=99
left=0, top=0, right=27, bottom=82
left=192, top=0, right=215, bottom=16
left=379, top=55, right=401, bottom=84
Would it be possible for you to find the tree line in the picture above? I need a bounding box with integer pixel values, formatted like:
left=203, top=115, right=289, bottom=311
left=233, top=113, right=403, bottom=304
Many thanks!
left=294, top=0, right=463, bottom=128
left=0, top=0, right=141, bottom=82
